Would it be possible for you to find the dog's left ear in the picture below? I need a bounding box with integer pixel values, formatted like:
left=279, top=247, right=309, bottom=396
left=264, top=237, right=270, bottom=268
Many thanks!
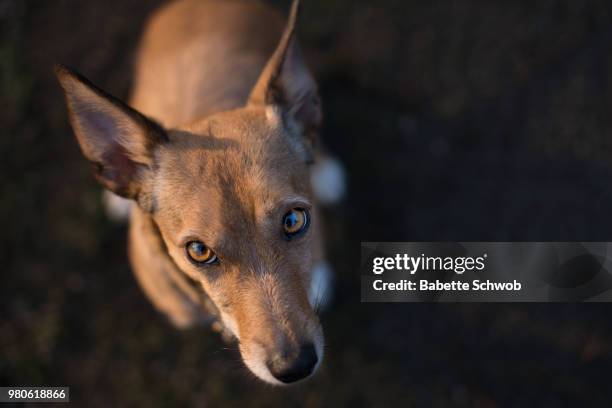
left=248, top=0, right=321, bottom=157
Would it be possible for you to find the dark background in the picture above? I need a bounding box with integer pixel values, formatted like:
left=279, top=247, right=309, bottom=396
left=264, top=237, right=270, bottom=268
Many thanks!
left=3, top=0, right=612, bottom=406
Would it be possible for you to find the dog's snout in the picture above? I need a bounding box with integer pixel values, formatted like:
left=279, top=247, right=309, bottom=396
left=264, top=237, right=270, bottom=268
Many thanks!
left=267, top=343, right=318, bottom=384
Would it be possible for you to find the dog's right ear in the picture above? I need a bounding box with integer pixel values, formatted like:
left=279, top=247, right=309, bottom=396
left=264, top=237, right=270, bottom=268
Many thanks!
left=248, top=0, right=321, bottom=162
left=55, top=65, right=167, bottom=201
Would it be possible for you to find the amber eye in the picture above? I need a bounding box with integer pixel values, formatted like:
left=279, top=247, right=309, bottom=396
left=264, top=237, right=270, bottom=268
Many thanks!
left=186, top=241, right=218, bottom=265
left=282, top=208, right=309, bottom=239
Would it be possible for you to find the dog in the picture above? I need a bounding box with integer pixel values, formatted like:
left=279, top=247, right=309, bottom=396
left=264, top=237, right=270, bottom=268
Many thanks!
left=55, top=0, right=345, bottom=385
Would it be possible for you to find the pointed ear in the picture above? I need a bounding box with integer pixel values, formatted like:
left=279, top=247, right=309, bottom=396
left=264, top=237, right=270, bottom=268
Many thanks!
left=55, top=65, right=167, bottom=204
left=248, top=0, right=321, bottom=146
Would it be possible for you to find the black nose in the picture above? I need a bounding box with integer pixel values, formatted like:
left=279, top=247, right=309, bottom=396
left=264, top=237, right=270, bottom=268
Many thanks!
left=267, top=343, right=318, bottom=384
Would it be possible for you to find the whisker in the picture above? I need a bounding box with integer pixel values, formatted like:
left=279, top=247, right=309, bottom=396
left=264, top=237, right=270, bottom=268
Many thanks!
left=314, top=278, right=325, bottom=313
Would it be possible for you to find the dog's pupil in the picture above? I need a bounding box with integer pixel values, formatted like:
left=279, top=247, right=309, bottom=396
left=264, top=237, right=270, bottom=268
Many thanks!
left=191, top=242, right=205, bottom=256
left=286, top=212, right=298, bottom=228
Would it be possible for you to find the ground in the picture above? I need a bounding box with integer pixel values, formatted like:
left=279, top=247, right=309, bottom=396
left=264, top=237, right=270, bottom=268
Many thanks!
left=2, top=0, right=612, bottom=406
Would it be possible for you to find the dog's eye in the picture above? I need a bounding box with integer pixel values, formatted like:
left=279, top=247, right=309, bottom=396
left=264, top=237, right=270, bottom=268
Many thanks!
left=283, top=208, right=309, bottom=239
left=186, top=241, right=218, bottom=265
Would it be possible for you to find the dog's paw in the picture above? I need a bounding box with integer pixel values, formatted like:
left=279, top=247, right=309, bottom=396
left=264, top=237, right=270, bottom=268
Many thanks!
left=102, top=190, right=133, bottom=222
left=311, top=156, right=346, bottom=205
left=309, top=260, right=334, bottom=312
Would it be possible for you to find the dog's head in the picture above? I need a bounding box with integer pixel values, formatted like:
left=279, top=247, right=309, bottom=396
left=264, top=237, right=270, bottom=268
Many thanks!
left=56, top=1, right=324, bottom=385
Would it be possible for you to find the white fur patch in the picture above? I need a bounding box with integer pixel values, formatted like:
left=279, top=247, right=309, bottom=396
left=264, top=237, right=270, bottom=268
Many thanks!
left=309, top=260, right=334, bottom=312
left=311, top=156, right=346, bottom=205
left=219, top=311, right=239, bottom=339
left=241, top=343, right=284, bottom=386
left=265, top=105, right=282, bottom=126
left=266, top=105, right=311, bottom=162
left=102, top=190, right=132, bottom=222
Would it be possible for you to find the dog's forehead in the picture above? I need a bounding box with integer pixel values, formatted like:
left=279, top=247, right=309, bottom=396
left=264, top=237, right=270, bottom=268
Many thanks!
left=168, top=107, right=308, bottom=182
left=159, top=113, right=306, bottom=193
left=187, top=106, right=279, bottom=143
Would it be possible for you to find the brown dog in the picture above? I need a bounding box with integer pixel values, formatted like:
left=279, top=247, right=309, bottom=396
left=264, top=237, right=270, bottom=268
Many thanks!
left=56, top=0, right=344, bottom=384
